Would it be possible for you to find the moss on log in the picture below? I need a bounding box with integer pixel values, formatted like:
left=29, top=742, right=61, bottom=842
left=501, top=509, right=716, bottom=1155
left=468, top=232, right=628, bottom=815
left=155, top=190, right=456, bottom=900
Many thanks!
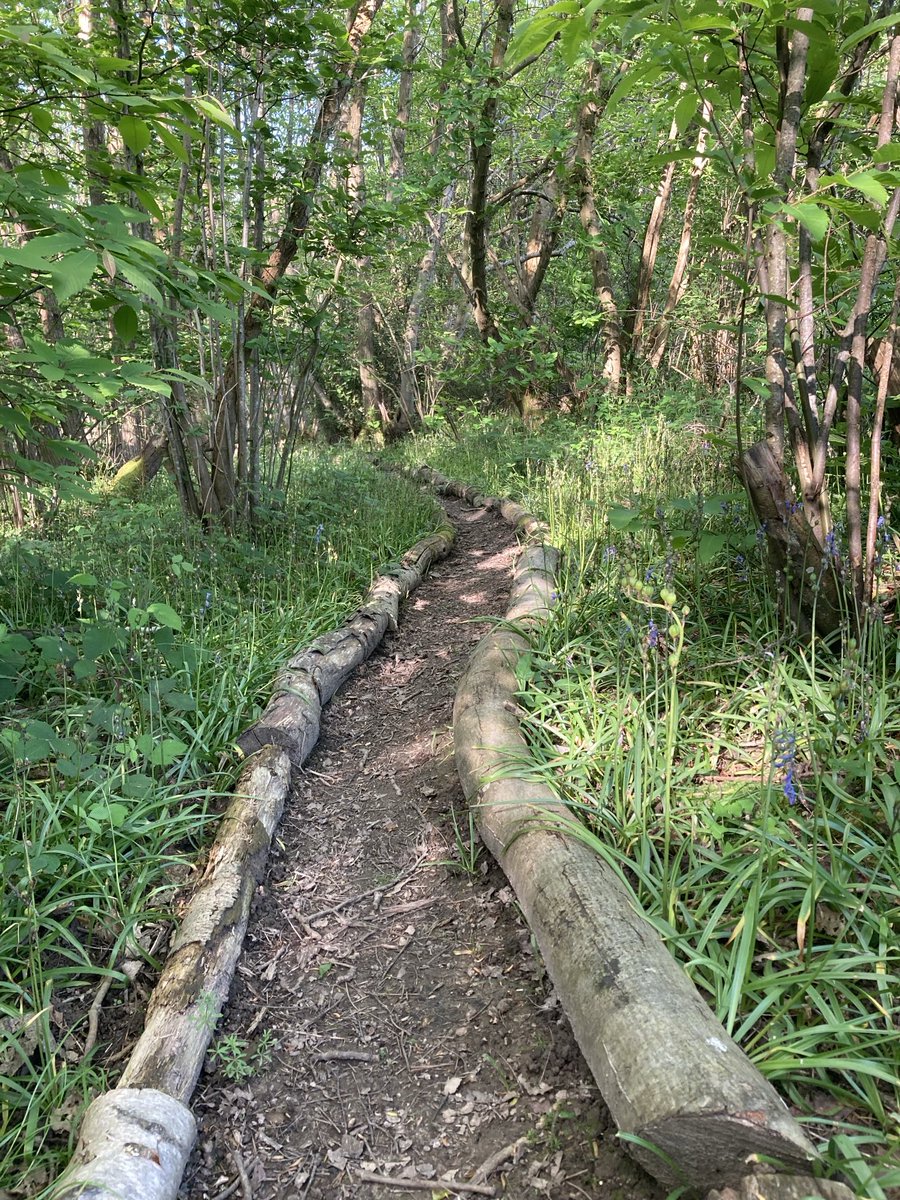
left=109, top=434, right=168, bottom=495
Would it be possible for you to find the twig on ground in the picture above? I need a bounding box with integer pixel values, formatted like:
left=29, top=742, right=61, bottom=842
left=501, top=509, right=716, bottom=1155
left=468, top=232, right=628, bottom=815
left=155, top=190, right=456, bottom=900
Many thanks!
left=228, top=1148, right=253, bottom=1200
left=299, top=1154, right=320, bottom=1200
left=82, top=974, right=115, bottom=1057
left=470, top=1136, right=528, bottom=1183
left=303, top=859, right=424, bottom=924
left=312, top=1048, right=378, bottom=1063
left=354, top=1170, right=496, bottom=1196
left=209, top=1175, right=242, bottom=1200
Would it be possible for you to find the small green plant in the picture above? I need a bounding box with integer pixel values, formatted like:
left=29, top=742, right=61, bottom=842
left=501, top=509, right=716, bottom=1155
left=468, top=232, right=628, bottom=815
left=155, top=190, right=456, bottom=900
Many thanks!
left=442, top=804, right=483, bottom=876
left=209, top=1029, right=278, bottom=1082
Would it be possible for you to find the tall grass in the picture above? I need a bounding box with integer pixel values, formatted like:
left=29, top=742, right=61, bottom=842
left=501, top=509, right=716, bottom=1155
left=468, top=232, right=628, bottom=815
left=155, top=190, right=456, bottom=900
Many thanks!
left=0, top=447, right=438, bottom=1194
left=391, top=412, right=900, bottom=1195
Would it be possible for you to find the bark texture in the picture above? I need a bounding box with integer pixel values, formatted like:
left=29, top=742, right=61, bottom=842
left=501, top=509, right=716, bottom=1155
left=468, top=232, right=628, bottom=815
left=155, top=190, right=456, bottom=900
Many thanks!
left=51, top=1089, right=195, bottom=1200
left=119, top=747, right=292, bottom=1098
left=452, top=497, right=819, bottom=1190
left=739, top=440, right=845, bottom=635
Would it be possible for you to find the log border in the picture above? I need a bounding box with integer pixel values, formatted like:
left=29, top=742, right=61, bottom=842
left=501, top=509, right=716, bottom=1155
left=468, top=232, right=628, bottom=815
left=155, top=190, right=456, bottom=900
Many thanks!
left=409, top=465, right=849, bottom=1199
left=51, top=516, right=456, bottom=1200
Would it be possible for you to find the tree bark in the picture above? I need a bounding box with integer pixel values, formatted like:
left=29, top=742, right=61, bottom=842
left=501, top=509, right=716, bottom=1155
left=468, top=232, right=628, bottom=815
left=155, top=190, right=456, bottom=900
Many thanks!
left=646, top=103, right=711, bottom=370
left=464, top=0, right=514, bottom=346
left=210, top=0, right=384, bottom=516
left=570, top=56, right=624, bottom=391
left=626, top=114, right=678, bottom=360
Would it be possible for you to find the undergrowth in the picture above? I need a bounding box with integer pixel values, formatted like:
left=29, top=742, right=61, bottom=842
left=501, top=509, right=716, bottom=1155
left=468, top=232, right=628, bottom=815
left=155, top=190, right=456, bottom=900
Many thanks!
left=0, top=448, right=437, bottom=1195
left=389, top=410, right=900, bottom=1196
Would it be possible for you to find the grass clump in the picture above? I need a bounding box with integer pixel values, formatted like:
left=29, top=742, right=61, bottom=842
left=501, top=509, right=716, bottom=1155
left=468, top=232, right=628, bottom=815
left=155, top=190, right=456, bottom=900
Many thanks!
left=392, top=409, right=900, bottom=1195
left=0, top=447, right=438, bottom=1195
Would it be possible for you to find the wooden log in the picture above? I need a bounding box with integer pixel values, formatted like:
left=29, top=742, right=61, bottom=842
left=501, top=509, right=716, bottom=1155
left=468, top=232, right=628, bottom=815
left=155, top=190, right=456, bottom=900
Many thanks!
left=109, top=433, right=168, bottom=495
left=453, top=542, right=818, bottom=1191
left=236, top=524, right=455, bottom=762
left=118, top=746, right=292, bottom=1098
left=708, top=1175, right=856, bottom=1200
left=52, top=748, right=291, bottom=1199
left=51, top=517, right=457, bottom=1200
left=51, top=1089, right=195, bottom=1200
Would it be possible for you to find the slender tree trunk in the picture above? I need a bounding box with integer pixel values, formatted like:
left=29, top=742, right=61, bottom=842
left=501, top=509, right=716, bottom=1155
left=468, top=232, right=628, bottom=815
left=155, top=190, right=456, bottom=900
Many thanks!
left=570, top=56, right=624, bottom=391
left=626, top=114, right=679, bottom=361
left=464, top=0, right=514, bottom=346
left=646, top=104, right=711, bottom=371
left=209, top=0, right=383, bottom=515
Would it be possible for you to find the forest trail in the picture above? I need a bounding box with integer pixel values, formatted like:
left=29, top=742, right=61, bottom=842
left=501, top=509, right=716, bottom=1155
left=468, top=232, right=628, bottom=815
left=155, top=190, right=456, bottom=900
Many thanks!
left=182, top=497, right=661, bottom=1200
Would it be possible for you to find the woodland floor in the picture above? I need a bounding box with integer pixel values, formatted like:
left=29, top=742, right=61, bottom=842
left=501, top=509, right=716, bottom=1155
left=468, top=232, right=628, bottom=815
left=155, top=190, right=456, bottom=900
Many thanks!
left=179, top=498, right=663, bottom=1200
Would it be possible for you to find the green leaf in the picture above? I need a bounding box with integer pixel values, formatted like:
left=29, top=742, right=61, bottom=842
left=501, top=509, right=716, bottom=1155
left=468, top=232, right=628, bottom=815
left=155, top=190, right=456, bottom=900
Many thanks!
left=839, top=13, right=900, bottom=55
left=49, top=249, right=98, bottom=303
left=114, top=256, right=163, bottom=304
left=88, top=801, right=128, bottom=828
left=847, top=170, right=889, bottom=206
left=133, top=735, right=189, bottom=768
left=157, top=124, right=189, bottom=165
left=782, top=201, right=829, bottom=242
left=608, top=505, right=640, bottom=531
left=82, top=624, right=124, bottom=661
left=194, top=96, right=238, bottom=133
left=698, top=532, right=729, bottom=563
left=147, top=601, right=182, bottom=631
left=674, top=93, right=698, bottom=136
left=31, top=107, right=53, bottom=135
left=113, top=304, right=139, bottom=344
left=119, top=115, right=152, bottom=155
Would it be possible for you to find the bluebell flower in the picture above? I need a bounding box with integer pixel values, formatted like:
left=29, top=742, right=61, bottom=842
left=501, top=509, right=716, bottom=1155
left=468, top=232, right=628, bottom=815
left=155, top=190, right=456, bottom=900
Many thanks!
left=314, top=523, right=324, bottom=546
left=200, top=590, right=212, bottom=614
left=647, top=619, right=660, bottom=649
left=782, top=766, right=798, bottom=805
left=773, top=729, right=798, bottom=804
left=824, top=530, right=838, bottom=561
left=602, top=545, right=617, bottom=563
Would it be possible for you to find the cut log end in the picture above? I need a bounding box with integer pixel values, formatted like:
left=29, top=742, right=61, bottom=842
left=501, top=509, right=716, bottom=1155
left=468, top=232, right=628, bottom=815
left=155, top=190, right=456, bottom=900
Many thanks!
left=636, top=1111, right=815, bottom=1188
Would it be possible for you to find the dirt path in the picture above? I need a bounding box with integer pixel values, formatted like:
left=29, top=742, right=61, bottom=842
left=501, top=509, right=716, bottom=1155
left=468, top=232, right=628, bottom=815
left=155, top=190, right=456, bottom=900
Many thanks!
left=182, top=499, right=661, bottom=1200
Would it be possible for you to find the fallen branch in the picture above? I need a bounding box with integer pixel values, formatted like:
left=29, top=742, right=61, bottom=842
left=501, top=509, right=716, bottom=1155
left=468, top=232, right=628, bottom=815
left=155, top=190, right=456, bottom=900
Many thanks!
left=470, top=1136, right=528, bottom=1183
left=82, top=972, right=115, bottom=1058
left=451, top=491, right=822, bottom=1192
left=354, top=1169, right=496, bottom=1196
left=52, top=514, right=457, bottom=1200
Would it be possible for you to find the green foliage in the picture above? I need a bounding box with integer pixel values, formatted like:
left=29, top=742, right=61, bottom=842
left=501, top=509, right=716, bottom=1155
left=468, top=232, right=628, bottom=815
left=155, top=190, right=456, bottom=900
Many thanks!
left=209, top=1029, right=278, bottom=1081
left=0, top=450, right=438, bottom=1192
left=391, top=409, right=900, bottom=1194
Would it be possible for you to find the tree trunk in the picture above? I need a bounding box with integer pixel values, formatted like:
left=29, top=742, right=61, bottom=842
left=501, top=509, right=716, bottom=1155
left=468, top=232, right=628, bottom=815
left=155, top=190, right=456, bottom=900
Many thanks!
left=646, top=104, right=711, bottom=370
left=464, top=0, right=514, bottom=346
left=570, top=56, right=625, bottom=391
left=209, top=0, right=384, bottom=517
left=739, top=441, right=844, bottom=636
left=626, top=114, right=678, bottom=360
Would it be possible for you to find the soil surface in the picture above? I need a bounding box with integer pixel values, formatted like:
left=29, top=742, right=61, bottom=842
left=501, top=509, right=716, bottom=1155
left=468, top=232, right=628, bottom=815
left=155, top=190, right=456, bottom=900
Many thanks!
left=182, top=498, right=662, bottom=1200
